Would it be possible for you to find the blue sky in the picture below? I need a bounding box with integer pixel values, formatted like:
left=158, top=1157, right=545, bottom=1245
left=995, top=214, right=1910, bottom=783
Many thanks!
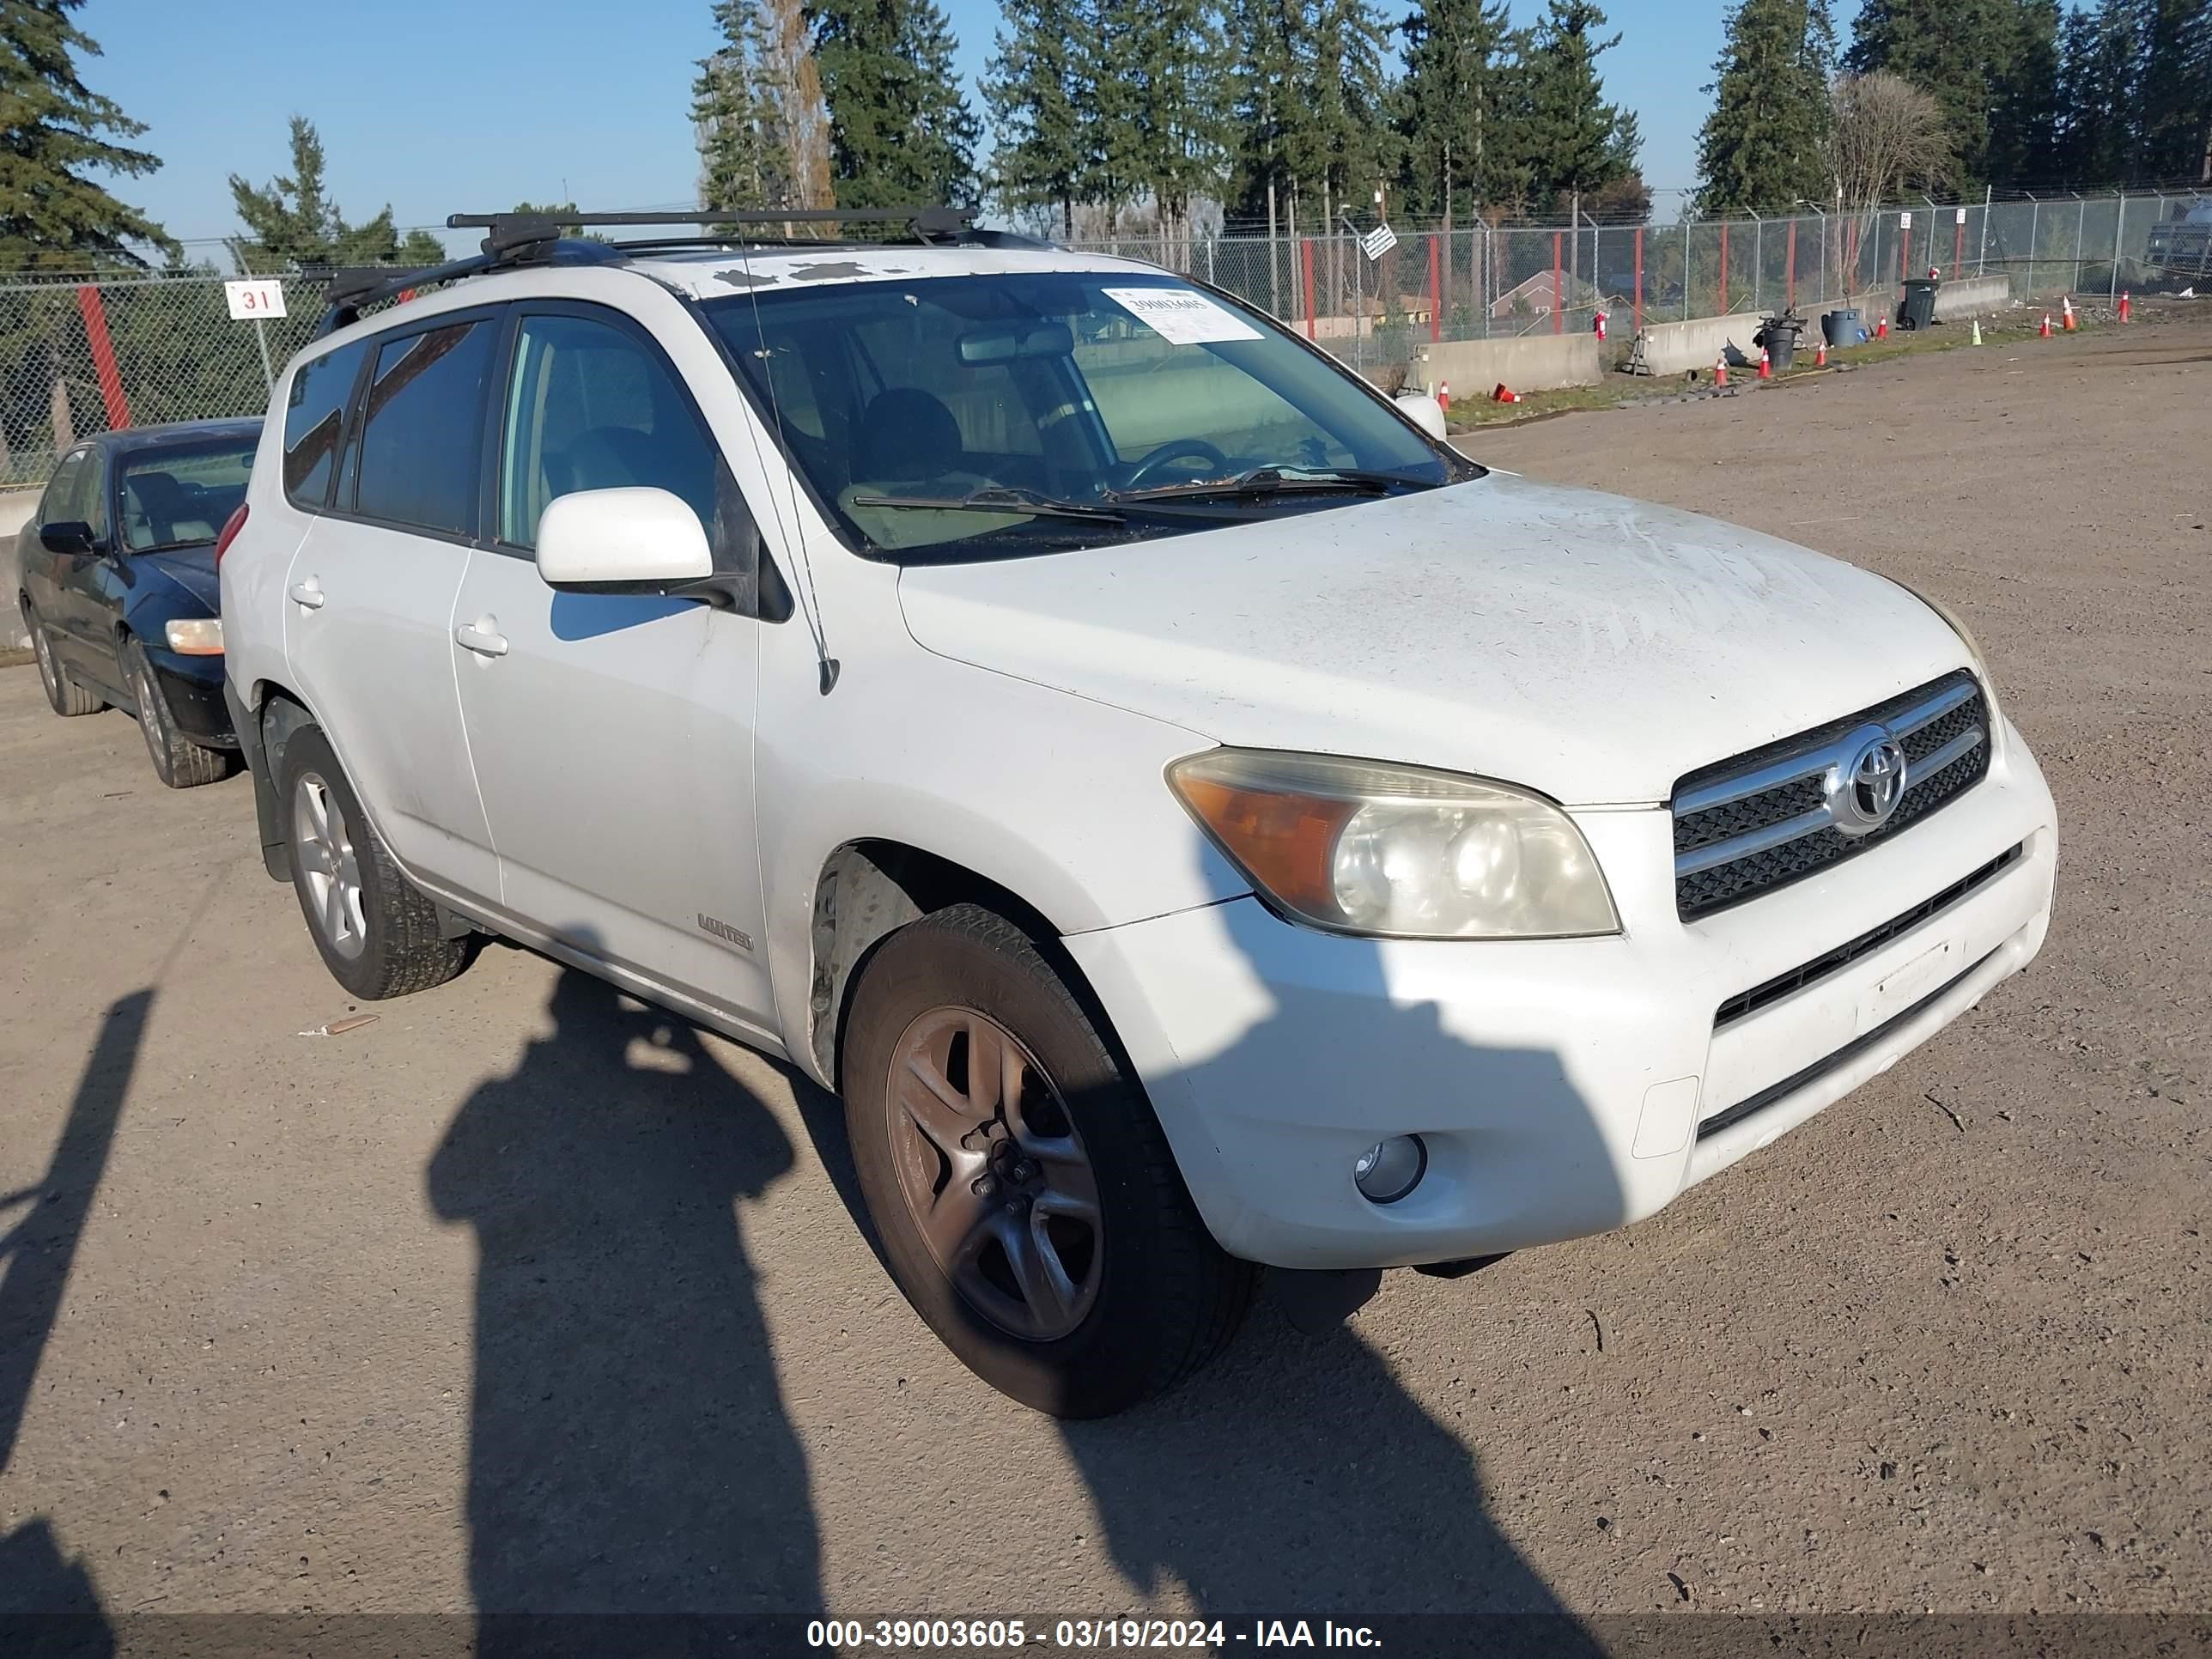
left=82, top=0, right=1727, bottom=257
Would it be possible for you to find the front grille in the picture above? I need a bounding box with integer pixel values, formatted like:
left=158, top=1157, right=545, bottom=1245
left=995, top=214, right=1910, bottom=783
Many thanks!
left=1712, top=843, right=2023, bottom=1029
left=1673, top=671, right=1991, bottom=921
left=1697, top=949, right=1997, bottom=1140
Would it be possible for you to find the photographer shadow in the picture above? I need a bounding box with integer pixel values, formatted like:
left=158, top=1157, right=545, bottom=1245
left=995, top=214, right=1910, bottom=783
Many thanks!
left=427, top=966, right=821, bottom=1650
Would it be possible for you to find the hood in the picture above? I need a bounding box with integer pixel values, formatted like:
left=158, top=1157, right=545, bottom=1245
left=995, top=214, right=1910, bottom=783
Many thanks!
left=135, top=547, right=220, bottom=611
left=897, top=472, right=1973, bottom=806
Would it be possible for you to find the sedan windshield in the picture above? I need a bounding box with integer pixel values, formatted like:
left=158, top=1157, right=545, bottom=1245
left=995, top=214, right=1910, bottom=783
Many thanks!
left=119, top=438, right=256, bottom=552
left=703, top=272, right=1476, bottom=560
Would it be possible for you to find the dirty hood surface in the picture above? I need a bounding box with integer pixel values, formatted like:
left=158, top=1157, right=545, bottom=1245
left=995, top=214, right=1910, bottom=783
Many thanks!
left=897, top=472, right=1972, bottom=806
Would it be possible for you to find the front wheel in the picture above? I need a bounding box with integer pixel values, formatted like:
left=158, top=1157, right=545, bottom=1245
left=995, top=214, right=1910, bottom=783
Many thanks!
left=276, top=724, right=469, bottom=1000
left=124, top=637, right=228, bottom=788
left=842, top=904, right=1255, bottom=1417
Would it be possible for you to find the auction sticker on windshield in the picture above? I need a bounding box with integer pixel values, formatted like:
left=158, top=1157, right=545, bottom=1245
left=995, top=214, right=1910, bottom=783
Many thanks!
left=1103, top=287, right=1263, bottom=346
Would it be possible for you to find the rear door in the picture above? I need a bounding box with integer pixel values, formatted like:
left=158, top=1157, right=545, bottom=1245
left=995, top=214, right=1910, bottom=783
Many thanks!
left=282, top=311, right=503, bottom=906
left=449, top=301, right=775, bottom=1030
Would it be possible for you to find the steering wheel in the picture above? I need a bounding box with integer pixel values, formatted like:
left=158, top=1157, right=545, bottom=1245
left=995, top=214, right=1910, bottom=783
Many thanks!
left=1125, top=438, right=1231, bottom=490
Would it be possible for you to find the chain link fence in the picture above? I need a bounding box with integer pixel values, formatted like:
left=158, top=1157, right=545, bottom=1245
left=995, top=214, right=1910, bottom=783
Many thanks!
left=1070, top=186, right=2212, bottom=386
left=0, top=189, right=2205, bottom=492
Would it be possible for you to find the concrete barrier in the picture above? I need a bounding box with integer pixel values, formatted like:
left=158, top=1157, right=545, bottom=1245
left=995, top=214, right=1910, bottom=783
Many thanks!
left=2, top=489, right=38, bottom=653
left=1405, top=331, right=1602, bottom=396
left=1632, top=313, right=1764, bottom=377
left=1932, top=276, right=2011, bottom=319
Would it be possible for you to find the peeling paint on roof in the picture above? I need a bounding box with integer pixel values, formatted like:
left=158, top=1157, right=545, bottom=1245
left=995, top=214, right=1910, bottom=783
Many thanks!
left=787, top=261, right=874, bottom=282
left=713, top=269, right=781, bottom=289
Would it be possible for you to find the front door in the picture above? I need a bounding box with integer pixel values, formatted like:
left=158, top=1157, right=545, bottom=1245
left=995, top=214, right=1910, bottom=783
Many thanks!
left=451, top=303, right=774, bottom=1033
left=280, top=315, right=502, bottom=906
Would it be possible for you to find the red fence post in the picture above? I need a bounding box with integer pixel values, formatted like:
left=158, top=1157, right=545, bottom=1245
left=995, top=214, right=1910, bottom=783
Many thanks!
left=1552, top=230, right=1563, bottom=333
left=1785, top=219, right=1797, bottom=312
left=1633, top=226, right=1644, bottom=335
left=1428, top=234, right=1442, bottom=343
left=1301, top=239, right=1316, bottom=341
left=1719, top=222, right=1729, bottom=314
left=1954, top=211, right=1965, bottom=274
left=75, top=285, right=131, bottom=431
left=1898, top=219, right=1908, bottom=285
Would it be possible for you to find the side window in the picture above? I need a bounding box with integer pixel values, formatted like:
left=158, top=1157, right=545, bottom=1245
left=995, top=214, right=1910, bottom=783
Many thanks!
left=497, top=313, right=724, bottom=550
left=283, top=339, right=369, bottom=510
left=40, top=451, right=92, bottom=528
left=354, top=319, right=499, bottom=536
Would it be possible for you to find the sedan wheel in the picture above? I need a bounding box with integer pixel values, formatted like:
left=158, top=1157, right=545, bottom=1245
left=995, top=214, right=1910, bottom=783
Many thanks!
left=292, top=769, right=368, bottom=962
left=887, top=1006, right=1104, bottom=1341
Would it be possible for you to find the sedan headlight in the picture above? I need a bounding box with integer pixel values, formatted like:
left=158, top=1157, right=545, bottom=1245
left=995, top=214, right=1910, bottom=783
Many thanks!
left=163, top=617, right=223, bottom=655
left=1168, top=750, right=1619, bottom=940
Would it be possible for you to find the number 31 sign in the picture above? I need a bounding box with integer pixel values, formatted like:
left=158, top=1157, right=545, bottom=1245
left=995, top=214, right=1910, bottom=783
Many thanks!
left=224, top=278, right=287, bottom=320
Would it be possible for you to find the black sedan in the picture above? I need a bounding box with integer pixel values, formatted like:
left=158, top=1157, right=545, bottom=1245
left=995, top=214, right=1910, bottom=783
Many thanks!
left=15, top=418, right=260, bottom=787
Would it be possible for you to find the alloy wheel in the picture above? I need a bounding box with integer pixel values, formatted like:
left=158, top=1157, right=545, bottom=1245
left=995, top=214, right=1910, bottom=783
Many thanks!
left=886, top=1006, right=1104, bottom=1341
left=292, top=770, right=368, bottom=961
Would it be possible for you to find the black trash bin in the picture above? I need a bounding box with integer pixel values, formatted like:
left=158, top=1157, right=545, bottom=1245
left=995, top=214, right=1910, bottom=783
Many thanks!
left=1754, top=313, right=1804, bottom=370
left=1898, top=278, right=1940, bottom=331
left=1820, top=307, right=1863, bottom=347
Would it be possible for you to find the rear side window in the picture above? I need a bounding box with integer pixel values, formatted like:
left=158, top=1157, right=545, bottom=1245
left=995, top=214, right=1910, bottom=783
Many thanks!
left=283, top=340, right=368, bottom=510
left=355, top=320, right=499, bottom=537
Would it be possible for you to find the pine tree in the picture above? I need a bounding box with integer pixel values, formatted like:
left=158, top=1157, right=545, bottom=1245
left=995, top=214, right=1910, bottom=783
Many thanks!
left=696, top=1, right=778, bottom=210
left=2053, top=0, right=2141, bottom=180
left=1396, top=0, right=1512, bottom=223
left=813, top=0, right=980, bottom=210
left=1986, top=0, right=2063, bottom=183
left=1224, top=0, right=1320, bottom=226
left=983, top=0, right=1090, bottom=234
left=1125, top=0, right=1234, bottom=240
left=2135, top=0, right=2212, bottom=179
left=0, top=0, right=174, bottom=269
left=1519, top=0, right=1640, bottom=221
left=1845, top=0, right=2013, bottom=179
left=228, top=118, right=437, bottom=271
left=1695, top=0, right=1835, bottom=213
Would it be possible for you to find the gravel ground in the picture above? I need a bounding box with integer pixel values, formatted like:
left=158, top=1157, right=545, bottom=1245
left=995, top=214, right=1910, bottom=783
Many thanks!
left=0, top=319, right=2205, bottom=1649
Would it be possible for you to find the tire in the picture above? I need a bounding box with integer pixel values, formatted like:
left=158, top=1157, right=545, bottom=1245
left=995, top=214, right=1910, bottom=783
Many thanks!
left=123, top=636, right=228, bottom=789
left=276, top=723, right=469, bottom=1000
left=842, top=903, right=1255, bottom=1417
left=26, top=605, right=103, bottom=717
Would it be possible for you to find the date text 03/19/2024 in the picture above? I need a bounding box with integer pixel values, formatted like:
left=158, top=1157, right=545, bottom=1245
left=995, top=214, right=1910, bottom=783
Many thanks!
left=805, top=1619, right=1383, bottom=1650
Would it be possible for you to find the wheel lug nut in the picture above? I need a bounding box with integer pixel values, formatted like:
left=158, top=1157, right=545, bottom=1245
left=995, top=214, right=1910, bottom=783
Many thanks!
left=972, top=1174, right=997, bottom=1198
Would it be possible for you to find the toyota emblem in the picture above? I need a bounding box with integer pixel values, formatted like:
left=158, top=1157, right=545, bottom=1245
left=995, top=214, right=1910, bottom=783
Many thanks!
left=1829, top=727, right=1909, bottom=835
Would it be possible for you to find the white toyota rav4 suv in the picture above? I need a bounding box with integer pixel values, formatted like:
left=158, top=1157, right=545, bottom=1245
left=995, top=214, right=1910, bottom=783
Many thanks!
left=222, top=211, right=2057, bottom=1416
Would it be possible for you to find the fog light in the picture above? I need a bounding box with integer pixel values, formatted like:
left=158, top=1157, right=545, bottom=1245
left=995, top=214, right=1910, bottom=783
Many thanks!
left=1352, top=1134, right=1426, bottom=1204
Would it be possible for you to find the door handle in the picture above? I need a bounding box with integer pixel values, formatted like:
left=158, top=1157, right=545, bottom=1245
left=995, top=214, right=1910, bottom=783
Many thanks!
left=455, top=621, right=508, bottom=658
left=288, top=580, right=325, bottom=610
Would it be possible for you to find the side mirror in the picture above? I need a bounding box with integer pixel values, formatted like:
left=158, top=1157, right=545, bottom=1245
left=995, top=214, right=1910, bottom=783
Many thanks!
left=1394, top=392, right=1449, bottom=441
left=40, top=520, right=97, bottom=556
left=535, top=487, right=714, bottom=594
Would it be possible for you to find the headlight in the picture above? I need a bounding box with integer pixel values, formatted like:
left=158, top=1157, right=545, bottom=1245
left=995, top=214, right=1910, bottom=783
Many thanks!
left=1167, top=750, right=1620, bottom=940
left=163, top=617, right=223, bottom=655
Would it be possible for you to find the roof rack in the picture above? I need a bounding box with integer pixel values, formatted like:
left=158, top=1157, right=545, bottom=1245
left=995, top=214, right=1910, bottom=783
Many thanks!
left=311, top=204, right=1041, bottom=337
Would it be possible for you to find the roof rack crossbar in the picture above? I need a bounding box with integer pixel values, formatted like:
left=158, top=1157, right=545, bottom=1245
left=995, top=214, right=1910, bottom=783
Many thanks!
left=447, top=205, right=974, bottom=256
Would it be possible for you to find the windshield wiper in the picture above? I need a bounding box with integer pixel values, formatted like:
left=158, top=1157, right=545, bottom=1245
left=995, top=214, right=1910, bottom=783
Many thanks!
left=850, top=486, right=1126, bottom=523
left=1109, top=465, right=1436, bottom=505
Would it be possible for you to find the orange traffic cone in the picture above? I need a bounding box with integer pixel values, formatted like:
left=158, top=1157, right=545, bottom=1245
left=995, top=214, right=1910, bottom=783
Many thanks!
left=2062, top=295, right=2077, bottom=331
left=2118, top=290, right=2131, bottom=323
left=1713, top=353, right=1729, bottom=388
left=1814, top=339, right=1829, bottom=368
left=1758, top=345, right=1772, bottom=380
left=1491, top=382, right=1519, bottom=404
left=1437, top=380, right=1450, bottom=414
left=1876, top=315, right=1889, bottom=339
left=2039, top=313, right=2053, bottom=337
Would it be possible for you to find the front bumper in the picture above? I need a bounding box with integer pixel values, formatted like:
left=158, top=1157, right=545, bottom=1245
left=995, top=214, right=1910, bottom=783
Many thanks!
left=149, top=653, right=238, bottom=747
left=1066, top=720, right=2057, bottom=1270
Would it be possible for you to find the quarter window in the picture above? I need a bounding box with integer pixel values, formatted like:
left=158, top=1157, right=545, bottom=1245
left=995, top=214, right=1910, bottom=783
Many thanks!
left=282, top=339, right=368, bottom=510
left=355, top=320, right=499, bottom=536
left=40, top=449, right=99, bottom=533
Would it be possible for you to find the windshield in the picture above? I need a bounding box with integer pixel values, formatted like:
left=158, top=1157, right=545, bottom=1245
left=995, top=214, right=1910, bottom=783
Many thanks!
left=119, top=437, right=256, bottom=552
left=703, top=271, right=1476, bottom=560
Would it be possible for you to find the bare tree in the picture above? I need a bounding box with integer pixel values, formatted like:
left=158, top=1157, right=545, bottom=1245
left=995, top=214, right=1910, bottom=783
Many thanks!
left=1825, top=71, right=1953, bottom=289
